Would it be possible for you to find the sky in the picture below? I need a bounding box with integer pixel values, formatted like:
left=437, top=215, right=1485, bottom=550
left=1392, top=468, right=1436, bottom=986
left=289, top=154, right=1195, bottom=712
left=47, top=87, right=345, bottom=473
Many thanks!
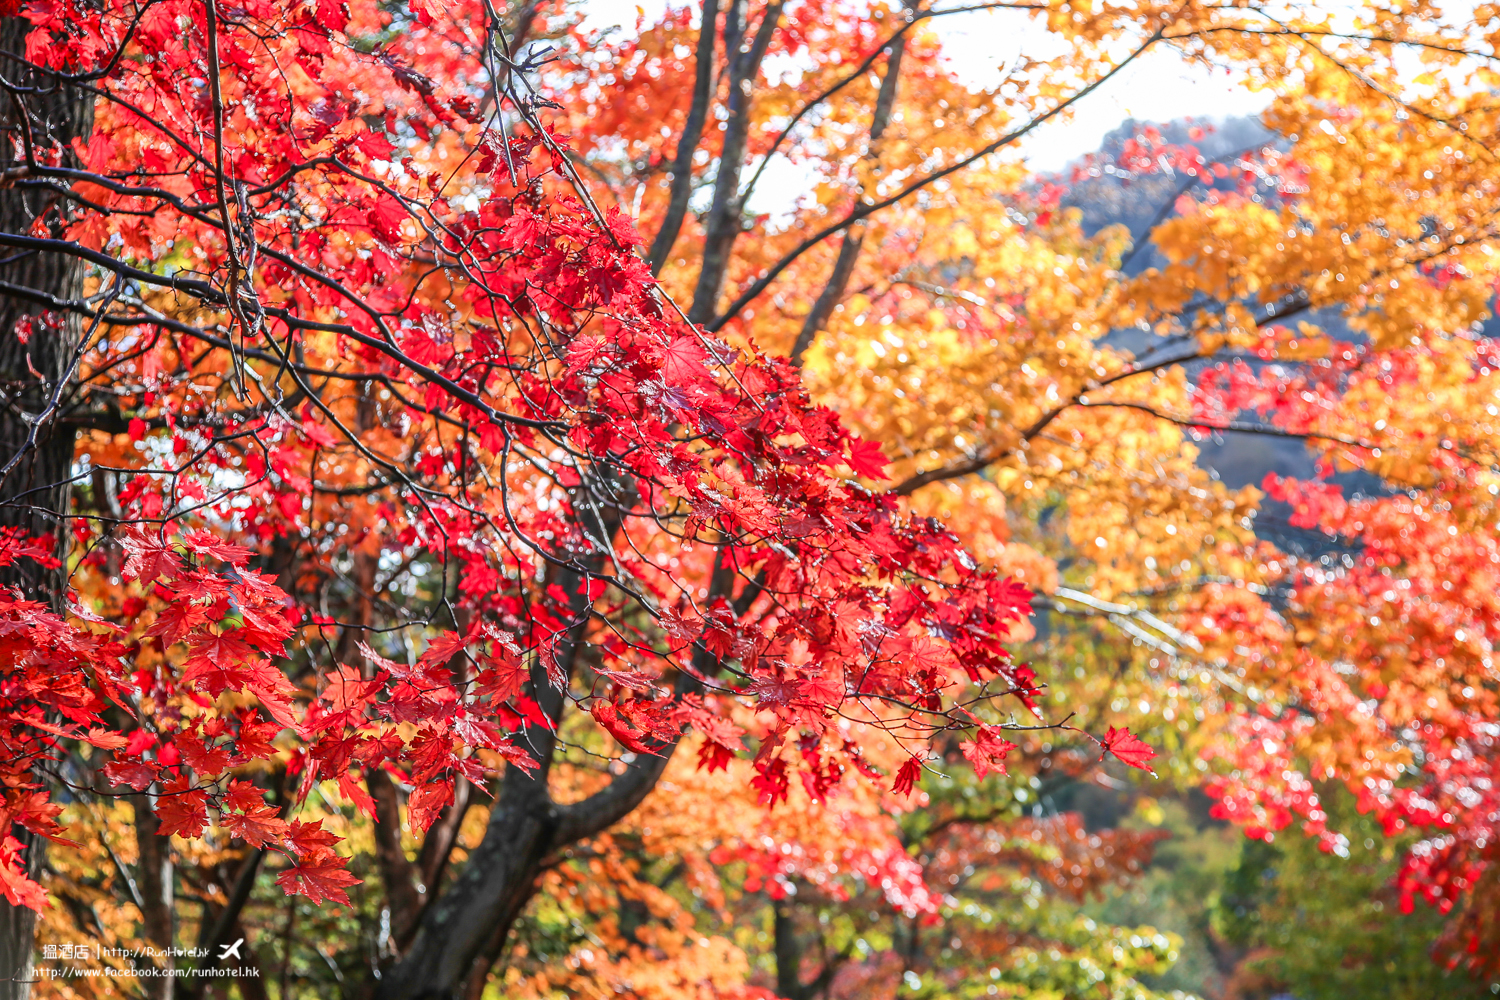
left=575, top=0, right=1275, bottom=172
left=933, top=7, right=1273, bottom=171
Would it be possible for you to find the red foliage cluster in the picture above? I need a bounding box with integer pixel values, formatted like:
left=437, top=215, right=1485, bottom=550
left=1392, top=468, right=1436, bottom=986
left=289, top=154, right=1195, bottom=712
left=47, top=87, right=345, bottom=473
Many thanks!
left=0, top=0, right=1069, bottom=919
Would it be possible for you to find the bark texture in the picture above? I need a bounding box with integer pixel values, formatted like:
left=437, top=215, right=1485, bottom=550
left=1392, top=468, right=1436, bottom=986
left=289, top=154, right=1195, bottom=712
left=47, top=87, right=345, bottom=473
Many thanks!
left=374, top=557, right=679, bottom=1000
left=0, top=17, right=95, bottom=999
left=686, top=0, right=783, bottom=325
left=133, top=795, right=176, bottom=1000
left=372, top=508, right=734, bottom=999
left=790, top=13, right=910, bottom=364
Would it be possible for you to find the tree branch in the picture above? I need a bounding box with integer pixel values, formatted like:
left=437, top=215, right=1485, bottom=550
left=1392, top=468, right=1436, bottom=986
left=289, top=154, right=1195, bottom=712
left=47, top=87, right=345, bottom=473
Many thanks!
left=687, top=0, right=784, bottom=324
left=708, top=26, right=1168, bottom=332
left=736, top=2, right=1046, bottom=210
left=646, top=0, right=720, bottom=275
left=370, top=767, right=425, bottom=944
left=790, top=0, right=913, bottom=364
left=891, top=348, right=1203, bottom=494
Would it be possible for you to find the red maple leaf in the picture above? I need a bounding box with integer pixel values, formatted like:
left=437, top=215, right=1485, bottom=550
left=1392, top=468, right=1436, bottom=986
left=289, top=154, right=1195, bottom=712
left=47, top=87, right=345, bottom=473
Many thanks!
left=82, top=728, right=127, bottom=750
left=566, top=334, right=611, bottom=373
left=497, top=211, right=544, bottom=250
left=338, top=772, right=377, bottom=818
left=892, top=757, right=923, bottom=797
left=408, top=780, right=455, bottom=834
left=368, top=194, right=408, bottom=243
left=960, top=725, right=1018, bottom=781
left=249, top=680, right=300, bottom=730
left=177, top=734, right=235, bottom=777
left=182, top=529, right=253, bottom=566
left=313, top=0, right=348, bottom=31
left=1100, top=726, right=1158, bottom=774
left=235, top=717, right=283, bottom=760
left=276, top=853, right=360, bottom=907
left=119, top=531, right=182, bottom=583
left=590, top=701, right=658, bottom=755
left=155, top=784, right=209, bottom=839
left=352, top=128, right=395, bottom=160
left=221, top=781, right=287, bottom=848
left=285, top=819, right=342, bottom=858
left=751, top=758, right=790, bottom=807
left=658, top=337, right=711, bottom=385
left=181, top=632, right=263, bottom=695
left=844, top=437, right=891, bottom=480
left=697, top=738, right=737, bottom=773
left=144, top=602, right=209, bottom=646
left=419, top=630, right=470, bottom=668
left=0, top=837, right=47, bottom=911
left=104, top=758, right=160, bottom=792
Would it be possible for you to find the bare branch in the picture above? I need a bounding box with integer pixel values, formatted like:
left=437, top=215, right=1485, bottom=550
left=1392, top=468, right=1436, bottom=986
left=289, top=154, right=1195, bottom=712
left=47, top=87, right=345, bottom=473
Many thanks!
left=709, top=25, right=1168, bottom=332
left=646, top=0, right=720, bottom=275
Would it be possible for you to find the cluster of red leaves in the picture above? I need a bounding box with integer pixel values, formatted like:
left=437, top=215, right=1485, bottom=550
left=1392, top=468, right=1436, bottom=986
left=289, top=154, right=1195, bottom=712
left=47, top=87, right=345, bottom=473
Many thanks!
left=0, top=0, right=1078, bottom=914
left=1198, top=478, right=1500, bottom=971
left=1049, top=121, right=1303, bottom=221
left=0, top=532, right=116, bottom=909
left=1201, top=712, right=1337, bottom=848
left=711, top=819, right=936, bottom=917
left=1182, top=308, right=1500, bottom=972
left=0, top=527, right=363, bottom=906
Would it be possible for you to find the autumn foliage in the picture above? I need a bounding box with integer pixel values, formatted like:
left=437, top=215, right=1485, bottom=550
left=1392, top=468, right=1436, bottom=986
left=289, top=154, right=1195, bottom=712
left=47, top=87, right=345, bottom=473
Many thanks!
left=1, top=0, right=1499, bottom=995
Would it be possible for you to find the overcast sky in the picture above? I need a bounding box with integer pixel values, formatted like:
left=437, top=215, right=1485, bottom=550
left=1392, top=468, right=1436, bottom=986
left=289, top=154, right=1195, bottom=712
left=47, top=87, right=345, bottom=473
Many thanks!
left=576, top=0, right=1273, bottom=171
left=932, top=7, right=1272, bottom=170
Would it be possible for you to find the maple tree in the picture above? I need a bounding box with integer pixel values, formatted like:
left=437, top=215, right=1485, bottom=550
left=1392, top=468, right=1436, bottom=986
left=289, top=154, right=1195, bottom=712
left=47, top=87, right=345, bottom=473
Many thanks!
left=485, top=724, right=1177, bottom=999
left=2, top=0, right=1500, bottom=994
left=0, top=0, right=1096, bottom=996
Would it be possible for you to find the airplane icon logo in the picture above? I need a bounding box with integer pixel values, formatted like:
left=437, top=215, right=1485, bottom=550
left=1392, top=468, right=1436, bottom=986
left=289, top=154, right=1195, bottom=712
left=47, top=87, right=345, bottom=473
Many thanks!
left=218, top=938, right=244, bottom=961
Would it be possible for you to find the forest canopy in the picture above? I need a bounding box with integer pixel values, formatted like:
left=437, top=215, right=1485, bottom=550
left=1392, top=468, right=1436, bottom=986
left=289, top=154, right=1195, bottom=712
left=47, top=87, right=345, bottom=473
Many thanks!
left=0, top=0, right=1496, bottom=997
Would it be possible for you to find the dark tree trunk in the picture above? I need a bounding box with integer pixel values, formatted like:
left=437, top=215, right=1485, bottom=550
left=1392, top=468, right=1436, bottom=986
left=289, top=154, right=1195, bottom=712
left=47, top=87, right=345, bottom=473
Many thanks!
left=0, top=20, right=92, bottom=593
left=0, top=843, right=41, bottom=1000
left=645, top=0, right=718, bottom=276
left=379, top=763, right=559, bottom=1000
left=790, top=9, right=909, bottom=364
left=686, top=0, right=782, bottom=326
left=226, top=921, right=269, bottom=1000
left=133, top=795, right=176, bottom=1000
left=373, top=535, right=708, bottom=999
left=774, top=900, right=806, bottom=1000
left=773, top=899, right=844, bottom=1000
left=0, top=17, right=95, bottom=999
left=373, top=555, right=592, bottom=1000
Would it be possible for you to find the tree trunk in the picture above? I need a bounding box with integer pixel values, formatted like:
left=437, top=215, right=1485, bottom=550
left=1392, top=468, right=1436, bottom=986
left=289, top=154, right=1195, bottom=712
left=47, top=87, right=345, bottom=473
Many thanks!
left=0, top=17, right=95, bottom=998
left=773, top=899, right=806, bottom=1000
left=133, top=795, right=175, bottom=1000
left=0, top=842, right=41, bottom=1000
left=375, top=764, right=557, bottom=1000
left=772, top=899, right=844, bottom=1000
left=686, top=0, right=782, bottom=325
left=790, top=9, right=910, bottom=364
left=645, top=0, right=719, bottom=276
left=374, top=548, right=586, bottom=1000
left=374, top=511, right=700, bottom=999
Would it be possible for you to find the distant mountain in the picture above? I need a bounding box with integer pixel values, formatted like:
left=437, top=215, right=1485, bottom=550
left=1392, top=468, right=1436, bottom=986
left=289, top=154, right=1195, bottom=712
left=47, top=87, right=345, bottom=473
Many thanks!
left=1062, top=115, right=1277, bottom=273
left=1056, top=116, right=1359, bottom=559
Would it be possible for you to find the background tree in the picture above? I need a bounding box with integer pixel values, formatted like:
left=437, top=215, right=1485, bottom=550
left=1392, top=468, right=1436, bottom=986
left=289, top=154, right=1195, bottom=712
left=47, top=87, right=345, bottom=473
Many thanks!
left=1213, top=784, right=1495, bottom=1000
left=530, top=0, right=1500, bottom=988
left=487, top=724, right=1179, bottom=999
left=0, top=0, right=1073, bottom=997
